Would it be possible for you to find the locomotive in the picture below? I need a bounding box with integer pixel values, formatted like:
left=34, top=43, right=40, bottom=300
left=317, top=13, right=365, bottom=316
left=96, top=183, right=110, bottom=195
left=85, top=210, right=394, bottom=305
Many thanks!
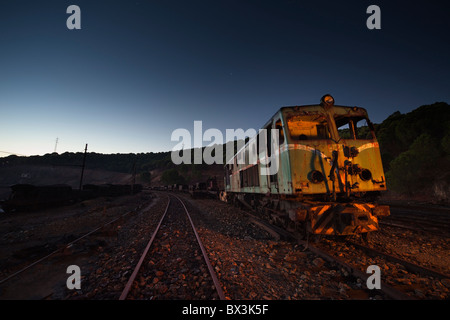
left=221, top=94, right=390, bottom=238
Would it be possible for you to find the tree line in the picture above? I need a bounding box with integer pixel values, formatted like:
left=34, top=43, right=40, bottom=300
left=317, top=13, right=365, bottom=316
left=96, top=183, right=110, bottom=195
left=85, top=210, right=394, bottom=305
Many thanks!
left=376, top=102, right=449, bottom=201
left=2, top=102, right=448, bottom=201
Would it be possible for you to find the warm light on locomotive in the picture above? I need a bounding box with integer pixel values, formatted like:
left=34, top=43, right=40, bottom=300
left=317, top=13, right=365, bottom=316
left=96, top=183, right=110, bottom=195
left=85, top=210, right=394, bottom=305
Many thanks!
left=223, top=94, right=389, bottom=238
left=320, top=94, right=334, bottom=106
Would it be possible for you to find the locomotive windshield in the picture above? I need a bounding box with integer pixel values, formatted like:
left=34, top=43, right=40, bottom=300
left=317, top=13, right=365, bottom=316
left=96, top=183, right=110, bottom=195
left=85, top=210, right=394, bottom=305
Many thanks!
left=335, top=116, right=375, bottom=140
left=286, top=115, right=331, bottom=140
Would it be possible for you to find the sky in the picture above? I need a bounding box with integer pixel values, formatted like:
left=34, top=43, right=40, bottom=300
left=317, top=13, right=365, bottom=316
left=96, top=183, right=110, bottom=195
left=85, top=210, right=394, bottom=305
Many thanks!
left=0, top=0, right=449, bottom=156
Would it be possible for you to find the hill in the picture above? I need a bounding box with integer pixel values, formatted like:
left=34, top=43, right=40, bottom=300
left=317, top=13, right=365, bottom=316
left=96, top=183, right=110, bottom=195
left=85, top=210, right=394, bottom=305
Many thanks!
left=376, top=102, right=450, bottom=203
left=0, top=149, right=226, bottom=200
left=1, top=102, right=449, bottom=204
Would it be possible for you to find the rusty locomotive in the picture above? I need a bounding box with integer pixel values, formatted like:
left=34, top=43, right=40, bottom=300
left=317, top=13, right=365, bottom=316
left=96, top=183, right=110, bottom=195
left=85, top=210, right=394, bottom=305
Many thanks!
left=221, top=94, right=390, bottom=238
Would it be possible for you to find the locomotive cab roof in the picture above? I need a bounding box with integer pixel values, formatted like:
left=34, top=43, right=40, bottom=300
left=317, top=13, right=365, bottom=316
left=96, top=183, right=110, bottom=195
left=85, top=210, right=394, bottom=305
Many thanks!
left=263, top=104, right=370, bottom=130
left=261, top=94, right=370, bottom=129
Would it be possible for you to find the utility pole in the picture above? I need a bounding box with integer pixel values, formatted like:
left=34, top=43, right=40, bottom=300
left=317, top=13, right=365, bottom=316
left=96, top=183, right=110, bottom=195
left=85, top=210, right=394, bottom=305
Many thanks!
left=54, top=138, right=59, bottom=153
left=131, top=156, right=136, bottom=194
left=79, top=144, right=88, bottom=190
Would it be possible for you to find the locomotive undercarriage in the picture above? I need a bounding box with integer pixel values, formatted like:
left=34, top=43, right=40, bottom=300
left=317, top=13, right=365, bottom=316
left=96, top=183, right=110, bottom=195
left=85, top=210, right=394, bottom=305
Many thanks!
left=224, top=191, right=390, bottom=239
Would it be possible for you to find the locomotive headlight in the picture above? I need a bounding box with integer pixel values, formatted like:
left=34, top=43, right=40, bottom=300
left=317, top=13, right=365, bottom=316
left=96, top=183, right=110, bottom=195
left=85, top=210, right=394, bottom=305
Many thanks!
left=359, top=169, right=372, bottom=181
left=320, top=94, right=335, bottom=106
left=309, top=170, right=325, bottom=183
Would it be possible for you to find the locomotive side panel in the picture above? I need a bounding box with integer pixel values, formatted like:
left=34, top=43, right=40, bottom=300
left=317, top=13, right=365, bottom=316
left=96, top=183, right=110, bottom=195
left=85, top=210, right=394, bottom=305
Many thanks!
left=287, top=145, right=332, bottom=195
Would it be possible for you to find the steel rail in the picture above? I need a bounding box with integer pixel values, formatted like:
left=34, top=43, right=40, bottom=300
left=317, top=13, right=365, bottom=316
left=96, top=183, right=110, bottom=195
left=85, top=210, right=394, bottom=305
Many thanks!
left=172, top=194, right=226, bottom=300
left=379, top=220, right=446, bottom=237
left=120, top=194, right=226, bottom=300
left=119, top=197, right=171, bottom=300
left=299, top=239, right=414, bottom=300
left=347, top=240, right=450, bottom=280
left=234, top=205, right=417, bottom=300
left=0, top=205, right=141, bottom=286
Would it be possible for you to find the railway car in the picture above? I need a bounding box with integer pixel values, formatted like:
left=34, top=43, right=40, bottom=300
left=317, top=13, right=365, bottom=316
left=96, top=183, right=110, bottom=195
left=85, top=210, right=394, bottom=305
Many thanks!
left=3, top=183, right=142, bottom=212
left=189, top=177, right=221, bottom=199
left=222, top=94, right=390, bottom=238
left=4, top=184, right=75, bottom=212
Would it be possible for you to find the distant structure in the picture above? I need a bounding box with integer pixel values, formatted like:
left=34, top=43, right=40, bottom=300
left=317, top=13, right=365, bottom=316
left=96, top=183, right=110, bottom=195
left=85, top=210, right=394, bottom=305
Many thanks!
left=54, top=138, right=59, bottom=153
left=79, top=143, right=88, bottom=190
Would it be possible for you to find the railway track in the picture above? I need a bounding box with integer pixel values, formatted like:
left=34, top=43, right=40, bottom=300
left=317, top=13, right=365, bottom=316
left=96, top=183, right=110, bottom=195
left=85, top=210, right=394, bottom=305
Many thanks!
left=0, top=191, right=224, bottom=300
left=0, top=209, right=132, bottom=286
left=2, top=188, right=447, bottom=301
left=380, top=205, right=450, bottom=236
left=380, top=217, right=450, bottom=236
left=347, top=240, right=449, bottom=281
left=232, top=203, right=450, bottom=300
left=312, top=239, right=449, bottom=299
left=119, top=194, right=225, bottom=300
left=0, top=195, right=157, bottom=299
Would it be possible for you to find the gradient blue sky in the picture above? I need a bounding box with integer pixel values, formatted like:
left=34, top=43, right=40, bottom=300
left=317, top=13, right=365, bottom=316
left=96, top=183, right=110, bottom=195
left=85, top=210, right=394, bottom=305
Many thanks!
left=1, top=0, right=449, bottom=156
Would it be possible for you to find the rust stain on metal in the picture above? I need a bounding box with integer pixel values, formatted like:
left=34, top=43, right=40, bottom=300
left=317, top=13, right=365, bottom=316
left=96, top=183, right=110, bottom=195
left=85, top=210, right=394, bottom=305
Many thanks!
left=223, top=94, right=390, bottom=237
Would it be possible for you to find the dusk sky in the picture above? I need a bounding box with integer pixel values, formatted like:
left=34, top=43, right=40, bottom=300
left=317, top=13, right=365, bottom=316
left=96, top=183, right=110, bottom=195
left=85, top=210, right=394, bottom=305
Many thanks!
left=1, top=0, right=449, bottom=156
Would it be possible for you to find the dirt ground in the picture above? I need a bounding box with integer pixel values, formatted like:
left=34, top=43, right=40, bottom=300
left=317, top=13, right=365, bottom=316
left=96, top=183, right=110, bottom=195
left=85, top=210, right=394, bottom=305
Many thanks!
left=0, top=191, right=153, bottom=299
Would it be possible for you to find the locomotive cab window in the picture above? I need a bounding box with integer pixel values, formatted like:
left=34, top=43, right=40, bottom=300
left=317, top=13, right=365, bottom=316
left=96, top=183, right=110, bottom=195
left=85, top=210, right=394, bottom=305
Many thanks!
left=286, top=115, right=330, bottom=140
left=336, top=117, right=375, bottom=140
